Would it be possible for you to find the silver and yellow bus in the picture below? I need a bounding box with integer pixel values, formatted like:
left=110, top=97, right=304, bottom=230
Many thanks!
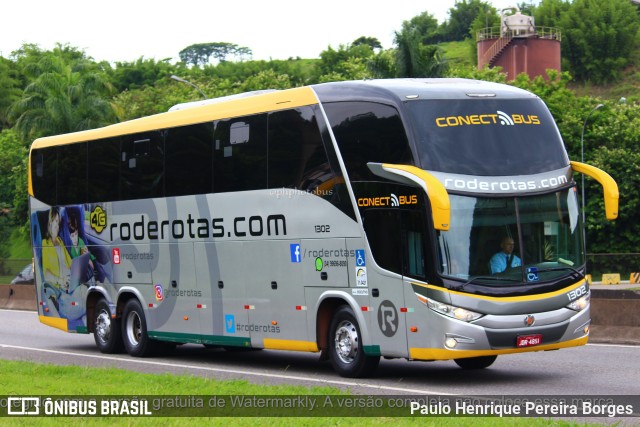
left=29, top=79, right=618, bottom=377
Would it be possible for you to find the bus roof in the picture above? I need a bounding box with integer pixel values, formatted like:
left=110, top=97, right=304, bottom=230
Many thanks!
left=30, top=79, right=538, bottom=150
left=311, top=78, right=539, bottom=103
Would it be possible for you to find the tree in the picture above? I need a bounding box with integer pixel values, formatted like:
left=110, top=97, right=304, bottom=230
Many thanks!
left=586, top=146, right=640, bottom=273
left=0, top=129, right=25, bottom=207
left=533, top=0, right=570, bottom=28
left=397, top=12, right=441, bottom=45
left=394, top=27, right=448, bottom=77
left=468, top=3, right=499, bottom=64
left=240, top=70, right=293, bottom=91
left=560, top=0, right=640, bottom=84
left=179, top=42, right=252, bottom=66
left=107, top=57, right=183, bottom=91
left=317, top=43, right=376, bottom=78
left=511, top=70, right=577, bottom=129
left=444, top=0, right=493, bottom=41
left=352, top=36, right=382, bottom=50
left=0, top=57, right=21, bottom=130
left=9, top=53, right=117, bottom=142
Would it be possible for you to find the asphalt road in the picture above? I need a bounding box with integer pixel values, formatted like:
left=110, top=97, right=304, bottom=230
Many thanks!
left=1, top=309, right=638, bottom=398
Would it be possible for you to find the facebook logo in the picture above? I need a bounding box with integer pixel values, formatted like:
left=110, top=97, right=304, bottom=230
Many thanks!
left=225, top=314, right=236, bottom=333
left=290, top=243, right=301, bottom=263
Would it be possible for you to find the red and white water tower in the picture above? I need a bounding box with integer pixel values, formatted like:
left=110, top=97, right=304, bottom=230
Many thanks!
left=477, top=6, right=561, bottom=80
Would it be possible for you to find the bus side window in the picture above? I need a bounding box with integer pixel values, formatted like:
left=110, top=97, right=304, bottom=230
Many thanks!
left=31, top=147, right=57, bottom=206
left=214, top=114, right=267, bottom=193
left=58, top=142, right=87, bottom=205
left=165, top=123, right=214, bottom=197
left=363, top=209, right=403, bottom=274
left=323, top=102, right=414, bottom=181
left=120, top=131, right=164, bottom=200
left=363, top=208, right=427, bottom=279
left=88, top=137, right=120, bottom=203
left=268, top=107, right=330, bottom=194
left=403, top=211, right=426, bottom=278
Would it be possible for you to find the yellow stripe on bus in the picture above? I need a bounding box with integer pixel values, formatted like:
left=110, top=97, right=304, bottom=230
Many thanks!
left=263, top=338, right=319, bottom=352
left=413, top=279, right=588, bottom=303
left=38, top=315, right=69, bottom=332
left=409, top=335, right=588, bottom=361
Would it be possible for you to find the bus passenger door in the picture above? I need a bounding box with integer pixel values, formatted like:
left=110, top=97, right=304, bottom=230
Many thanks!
left=194, top=242, right=251, bottom=348
left=361, top=209, right=409, bottom=358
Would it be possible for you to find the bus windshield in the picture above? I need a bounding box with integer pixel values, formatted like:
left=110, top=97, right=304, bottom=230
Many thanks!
left=406, top=98, right=569, bottom=176
left=438, top=188, right=584, bottom=285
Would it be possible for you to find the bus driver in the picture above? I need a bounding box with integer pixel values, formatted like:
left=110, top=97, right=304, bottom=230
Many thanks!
left=490, top=236, right=521, bottom=274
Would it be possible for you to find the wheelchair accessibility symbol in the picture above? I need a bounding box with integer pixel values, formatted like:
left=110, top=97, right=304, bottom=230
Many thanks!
left=355, top=249, right=366, bottom=267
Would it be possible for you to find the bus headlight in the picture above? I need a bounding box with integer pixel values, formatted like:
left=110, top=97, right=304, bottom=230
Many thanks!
left=425, top=299, right=483, bottom=322
left=567, top=293, right=590, bottom=311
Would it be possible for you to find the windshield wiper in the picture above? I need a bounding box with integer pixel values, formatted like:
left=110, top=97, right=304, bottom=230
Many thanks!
left=451, top=275, right=520, bottom=291
left=532, top=266, right=584, bottom=277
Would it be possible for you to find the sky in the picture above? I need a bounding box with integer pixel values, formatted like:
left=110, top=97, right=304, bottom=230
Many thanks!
left=1, top=0, right=539, bottom=63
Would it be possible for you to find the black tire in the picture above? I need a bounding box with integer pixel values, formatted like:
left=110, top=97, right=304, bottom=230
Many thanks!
left=454, top=355, right=497, bottom=369
left=328, top=305, right=380, bottom=378
left=121, top=299, right=159, bottom=357
left=93, top=298, right=123, bottom=353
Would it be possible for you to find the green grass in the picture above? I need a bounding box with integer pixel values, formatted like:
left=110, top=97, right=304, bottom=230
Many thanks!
left=9, top=228, right=32, bottom=259
left=439, top=40, right=475, bottom=67
left=0, top=359, right=601, bottom=426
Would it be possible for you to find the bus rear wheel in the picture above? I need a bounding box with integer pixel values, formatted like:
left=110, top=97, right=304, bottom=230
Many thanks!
left=454, top=355, right=497, bottom=369
left=328, top=306, right=379, bottom=378
left=93, top=299, right=123, bottom=353
left=122, top=299, right=159, bottom=357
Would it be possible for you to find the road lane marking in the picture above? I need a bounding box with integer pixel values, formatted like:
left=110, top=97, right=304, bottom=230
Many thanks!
left=0, top=343, right=453, bottom=395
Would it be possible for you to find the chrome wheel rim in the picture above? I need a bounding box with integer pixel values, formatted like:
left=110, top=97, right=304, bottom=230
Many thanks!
left=95, top=310, right=111, bottom=343
left=334, top=320, right=358, bottom=364
left=126, top=311, right=142, bottom=346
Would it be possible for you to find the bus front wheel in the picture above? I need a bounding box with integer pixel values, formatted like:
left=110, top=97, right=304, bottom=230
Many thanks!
left=122, top=299, right=158, bottom=357
left=328, top=306, right=379, bottom=378
left=454, top=355, right=497, bottom=369
left=93, top=299, right=123, bottom=353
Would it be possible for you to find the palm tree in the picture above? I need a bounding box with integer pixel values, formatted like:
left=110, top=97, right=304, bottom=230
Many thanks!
left=0, top=57, right=22, bottom=130
left=10, top=52, right=117, bottom=142
left=394, top=28, right=448, bottom=78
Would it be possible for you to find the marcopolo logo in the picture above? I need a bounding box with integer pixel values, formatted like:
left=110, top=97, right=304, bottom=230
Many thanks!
left=435, top=111, right=541, bottom=128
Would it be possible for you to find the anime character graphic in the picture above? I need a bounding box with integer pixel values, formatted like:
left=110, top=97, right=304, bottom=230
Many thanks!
left=67, top=208, right=108, bottom=284
left=40, top=207, right=89, bottom=324
left=42, top=207, right=71, bottom=291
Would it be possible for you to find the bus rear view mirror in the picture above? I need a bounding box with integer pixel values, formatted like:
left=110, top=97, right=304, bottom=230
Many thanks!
left=367, top=162, right=450, bottom=231
left=570, top=161, right=619, bottom=221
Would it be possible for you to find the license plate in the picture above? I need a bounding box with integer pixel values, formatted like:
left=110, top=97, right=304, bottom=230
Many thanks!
left=517, top=334, right=542, bottom=348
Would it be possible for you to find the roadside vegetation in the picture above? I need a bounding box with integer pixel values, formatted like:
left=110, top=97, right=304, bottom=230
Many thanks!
left=0, top=359, right=597, bottom=426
